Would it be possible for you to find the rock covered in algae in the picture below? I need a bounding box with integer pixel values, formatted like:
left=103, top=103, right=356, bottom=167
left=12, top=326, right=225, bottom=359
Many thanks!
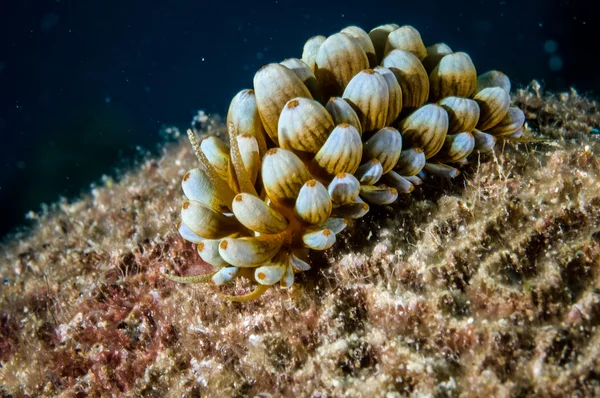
left=0, top=85, right=600, bottom=397
left=172, top=23, right=528, bottom=299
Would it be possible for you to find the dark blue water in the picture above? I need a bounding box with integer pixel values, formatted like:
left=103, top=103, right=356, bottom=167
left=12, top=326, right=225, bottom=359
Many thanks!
left=0, top=0, right=596, bottom=238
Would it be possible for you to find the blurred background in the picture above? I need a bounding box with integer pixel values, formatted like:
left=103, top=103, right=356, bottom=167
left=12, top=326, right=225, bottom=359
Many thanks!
left=0, top=0, right=596, bottom=239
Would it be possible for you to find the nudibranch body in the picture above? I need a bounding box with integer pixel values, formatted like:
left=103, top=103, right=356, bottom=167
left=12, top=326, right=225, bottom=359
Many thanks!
left=165, top=23, right=526, bottom=300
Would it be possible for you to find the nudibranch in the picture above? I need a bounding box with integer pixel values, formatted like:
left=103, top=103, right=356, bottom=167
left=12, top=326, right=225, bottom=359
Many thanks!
left=164, top=23, right=527, bottom=301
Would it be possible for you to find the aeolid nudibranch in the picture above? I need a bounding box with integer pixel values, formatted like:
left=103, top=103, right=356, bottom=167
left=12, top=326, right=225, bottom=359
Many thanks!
left=164, top=23, right=527, bottom=301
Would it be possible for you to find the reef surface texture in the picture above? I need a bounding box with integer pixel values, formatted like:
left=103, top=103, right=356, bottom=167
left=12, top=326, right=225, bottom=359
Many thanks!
left=1, top=85, right=600, bottom=397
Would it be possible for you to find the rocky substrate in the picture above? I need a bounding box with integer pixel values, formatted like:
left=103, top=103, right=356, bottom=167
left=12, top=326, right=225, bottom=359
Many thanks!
left=1, top=84, right=599, bottom=397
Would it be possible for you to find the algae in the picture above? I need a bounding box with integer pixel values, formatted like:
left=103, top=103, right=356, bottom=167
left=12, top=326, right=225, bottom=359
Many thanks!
left=1, top=83, right=599, bottom=397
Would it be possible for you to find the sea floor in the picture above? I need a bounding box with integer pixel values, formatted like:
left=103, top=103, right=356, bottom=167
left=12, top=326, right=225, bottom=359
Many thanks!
left=1, top=84, right=599, bottom=397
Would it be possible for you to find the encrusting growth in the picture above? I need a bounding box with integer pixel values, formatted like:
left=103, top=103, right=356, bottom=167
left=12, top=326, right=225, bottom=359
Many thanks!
left=164, top=22, right=532, bottom=300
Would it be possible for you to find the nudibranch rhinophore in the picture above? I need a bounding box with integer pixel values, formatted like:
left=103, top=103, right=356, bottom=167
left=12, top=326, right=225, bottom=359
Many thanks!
left=164, top=23, right=527, bottom=301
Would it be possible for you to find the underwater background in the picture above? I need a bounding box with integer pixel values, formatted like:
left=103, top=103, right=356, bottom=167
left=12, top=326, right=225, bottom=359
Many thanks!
left=0, top=0, right=596, bottom=238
